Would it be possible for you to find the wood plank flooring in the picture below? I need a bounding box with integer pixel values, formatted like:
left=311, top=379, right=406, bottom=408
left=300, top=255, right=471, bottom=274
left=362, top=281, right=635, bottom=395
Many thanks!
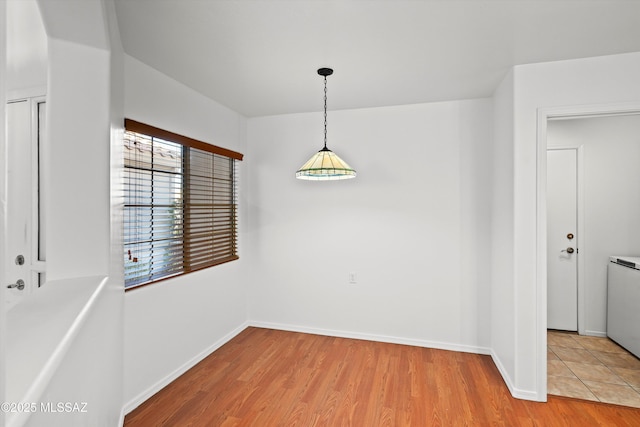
left=124, top=327, right=640, bottom=426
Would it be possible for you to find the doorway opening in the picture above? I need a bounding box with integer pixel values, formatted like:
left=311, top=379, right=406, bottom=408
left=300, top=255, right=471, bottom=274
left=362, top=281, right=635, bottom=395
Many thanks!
left=538, top=105, right=640, bottom=405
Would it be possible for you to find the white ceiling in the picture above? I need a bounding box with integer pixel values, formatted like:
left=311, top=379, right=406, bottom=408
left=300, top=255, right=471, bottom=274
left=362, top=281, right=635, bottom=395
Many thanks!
left=114, top=0, right=640, bottom=117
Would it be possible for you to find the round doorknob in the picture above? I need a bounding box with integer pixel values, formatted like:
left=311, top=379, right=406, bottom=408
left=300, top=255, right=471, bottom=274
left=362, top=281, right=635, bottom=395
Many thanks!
left=561, top=247, right=575, bottom=254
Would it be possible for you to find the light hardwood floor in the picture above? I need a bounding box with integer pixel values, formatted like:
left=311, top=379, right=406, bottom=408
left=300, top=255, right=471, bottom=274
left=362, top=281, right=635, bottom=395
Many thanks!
left=125, top=327, right=640, bottom=426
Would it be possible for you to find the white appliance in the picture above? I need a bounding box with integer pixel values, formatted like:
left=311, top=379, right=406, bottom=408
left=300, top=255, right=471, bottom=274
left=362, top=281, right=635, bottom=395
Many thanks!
left=607, top=256, right=640, bottom=358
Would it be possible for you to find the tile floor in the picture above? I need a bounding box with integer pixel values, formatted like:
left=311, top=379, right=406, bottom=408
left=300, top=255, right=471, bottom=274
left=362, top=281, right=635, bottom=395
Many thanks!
left=548, top=330, right=640, bottom=407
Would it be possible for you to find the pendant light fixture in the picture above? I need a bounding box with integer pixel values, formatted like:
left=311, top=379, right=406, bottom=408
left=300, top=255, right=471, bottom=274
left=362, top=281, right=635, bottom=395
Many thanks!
left=296, top=68, right=356, bottom=180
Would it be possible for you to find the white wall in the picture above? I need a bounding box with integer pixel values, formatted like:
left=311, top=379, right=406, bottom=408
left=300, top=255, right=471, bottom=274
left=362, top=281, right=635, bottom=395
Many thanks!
left=490, top=69, right=516, bottom=394
left=45, top=38, right=111, bottom=280
left=1, top=0, right=125, bottom=424
left=547, top=115, right=640, bottom=336
left=123, top=55, right=249, bottom=411
left=501, top=51, right=640, bottom=400
left=6, top=0, right=47, bottom=93
left=246, top=99, right=493, bottom=352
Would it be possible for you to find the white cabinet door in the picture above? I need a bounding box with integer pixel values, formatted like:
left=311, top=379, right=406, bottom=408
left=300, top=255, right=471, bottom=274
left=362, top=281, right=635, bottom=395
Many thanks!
left=5, top=100, right=33, bottom=309
left=5, top=98, right=46, bottom=310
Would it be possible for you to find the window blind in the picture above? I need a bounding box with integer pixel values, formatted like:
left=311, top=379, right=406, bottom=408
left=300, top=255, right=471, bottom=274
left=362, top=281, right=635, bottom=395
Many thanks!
left=123, top=119, right=243, bottom=289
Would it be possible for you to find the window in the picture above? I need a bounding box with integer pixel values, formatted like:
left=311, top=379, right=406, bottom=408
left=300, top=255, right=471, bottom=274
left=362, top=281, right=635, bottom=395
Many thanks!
left=123, top=119, right=243, bottom=289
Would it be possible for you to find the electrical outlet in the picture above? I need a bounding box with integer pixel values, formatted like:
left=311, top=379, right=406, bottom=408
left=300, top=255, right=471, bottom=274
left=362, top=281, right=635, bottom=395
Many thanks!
left=349, top=272, right=357, bottom=284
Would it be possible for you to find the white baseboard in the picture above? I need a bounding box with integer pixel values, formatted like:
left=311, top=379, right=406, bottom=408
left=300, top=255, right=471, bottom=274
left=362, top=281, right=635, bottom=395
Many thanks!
left=585, top=330, right=607, bottom=338
left=249, top=320, right=492, bottom=356
left=122, top=320, right=250, bottom=415
left=490, top=349, right=541, bottom=402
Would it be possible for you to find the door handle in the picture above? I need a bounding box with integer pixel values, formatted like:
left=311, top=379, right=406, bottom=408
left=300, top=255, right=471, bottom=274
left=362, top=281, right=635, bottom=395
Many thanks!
left=561, top=247, right=575, bottom=254
left=7, top=279, right=25, bottom=290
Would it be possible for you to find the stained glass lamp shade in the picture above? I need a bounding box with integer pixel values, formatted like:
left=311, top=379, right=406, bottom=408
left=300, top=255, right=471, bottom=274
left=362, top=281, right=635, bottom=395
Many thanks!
left=296, top=147, right=356, bottom=180
left=296, top=67, right=356, bottom=181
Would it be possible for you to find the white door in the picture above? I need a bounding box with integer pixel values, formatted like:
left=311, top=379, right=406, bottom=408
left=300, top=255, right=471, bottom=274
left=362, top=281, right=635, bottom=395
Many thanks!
left=547, top=148, right=578, bottom=331
left=5, top=98, right=46, bottom=309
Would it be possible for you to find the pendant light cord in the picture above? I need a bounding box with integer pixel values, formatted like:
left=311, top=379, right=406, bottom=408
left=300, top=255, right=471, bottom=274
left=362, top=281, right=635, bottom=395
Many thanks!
left=323, top=75, right=328, bottom=149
